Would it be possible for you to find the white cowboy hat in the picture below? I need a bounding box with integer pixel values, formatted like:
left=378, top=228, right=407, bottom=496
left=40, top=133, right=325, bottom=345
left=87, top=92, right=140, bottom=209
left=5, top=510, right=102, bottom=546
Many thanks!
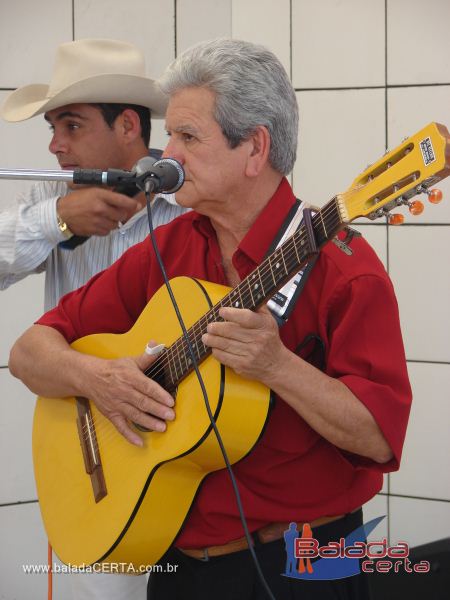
left=0, top=38, right=168, bottom=122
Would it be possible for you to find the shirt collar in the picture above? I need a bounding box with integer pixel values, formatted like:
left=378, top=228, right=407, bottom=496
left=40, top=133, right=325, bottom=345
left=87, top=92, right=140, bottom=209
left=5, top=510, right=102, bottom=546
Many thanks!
left=237, top=177, right=297, bottom=266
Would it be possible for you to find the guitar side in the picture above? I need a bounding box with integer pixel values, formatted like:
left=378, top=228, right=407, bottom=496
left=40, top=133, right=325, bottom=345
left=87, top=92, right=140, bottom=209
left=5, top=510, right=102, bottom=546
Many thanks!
left=32, top=276, right=271, bottom=567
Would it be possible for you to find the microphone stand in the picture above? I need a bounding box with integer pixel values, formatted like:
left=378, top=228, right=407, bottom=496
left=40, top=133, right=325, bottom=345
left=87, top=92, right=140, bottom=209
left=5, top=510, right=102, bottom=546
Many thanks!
left=0, top=158, right=184, bottom=194
left=0, top=167, right=137, bottom=187
left=0, top=168, right=74, bottom=183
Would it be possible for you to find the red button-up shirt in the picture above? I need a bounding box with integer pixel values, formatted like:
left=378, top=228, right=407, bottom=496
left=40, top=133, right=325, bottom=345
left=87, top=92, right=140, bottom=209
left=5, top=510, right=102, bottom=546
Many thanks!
left=37, top=178, right=411, bottom=548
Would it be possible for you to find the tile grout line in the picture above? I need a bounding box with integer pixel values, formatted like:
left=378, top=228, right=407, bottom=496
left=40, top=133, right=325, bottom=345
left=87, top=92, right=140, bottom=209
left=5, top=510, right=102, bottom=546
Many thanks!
left=378, top=491, right=450, bottom=504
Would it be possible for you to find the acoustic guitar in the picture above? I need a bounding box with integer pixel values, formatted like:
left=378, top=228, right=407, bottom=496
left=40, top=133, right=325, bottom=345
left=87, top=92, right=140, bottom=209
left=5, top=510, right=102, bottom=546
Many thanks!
left=33, top=122, right=450, bottom=568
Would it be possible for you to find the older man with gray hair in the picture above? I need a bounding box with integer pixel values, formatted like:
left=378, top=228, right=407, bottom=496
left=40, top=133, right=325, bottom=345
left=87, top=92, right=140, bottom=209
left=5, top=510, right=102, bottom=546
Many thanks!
left=10, top=39, right=411, bottom=600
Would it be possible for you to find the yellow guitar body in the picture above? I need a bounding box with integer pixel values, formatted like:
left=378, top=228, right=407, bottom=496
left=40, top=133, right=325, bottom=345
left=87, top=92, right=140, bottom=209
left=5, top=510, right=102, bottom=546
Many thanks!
left=33, top=277, right=270, bottom=568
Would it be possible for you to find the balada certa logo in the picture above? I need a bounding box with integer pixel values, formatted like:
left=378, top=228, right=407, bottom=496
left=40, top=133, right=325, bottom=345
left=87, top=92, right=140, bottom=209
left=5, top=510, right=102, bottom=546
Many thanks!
left=283, top=516, right=430, bottom=580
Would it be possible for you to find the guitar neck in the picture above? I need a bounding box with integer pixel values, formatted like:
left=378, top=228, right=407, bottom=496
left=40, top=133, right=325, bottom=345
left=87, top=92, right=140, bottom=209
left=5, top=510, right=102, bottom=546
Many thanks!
left=145, top=197, right=346, bottom=391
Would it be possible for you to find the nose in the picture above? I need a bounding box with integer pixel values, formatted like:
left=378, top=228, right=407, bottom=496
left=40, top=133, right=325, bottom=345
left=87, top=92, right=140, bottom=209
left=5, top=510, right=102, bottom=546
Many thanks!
left=48, top=130, right=68, bottom=156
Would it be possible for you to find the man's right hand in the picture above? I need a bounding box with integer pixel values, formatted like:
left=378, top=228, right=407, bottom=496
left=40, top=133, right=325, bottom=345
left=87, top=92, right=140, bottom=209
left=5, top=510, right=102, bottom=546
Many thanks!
left=84, top=351, right=176, bottom=447
left=57, top=187, right=142, bottom=236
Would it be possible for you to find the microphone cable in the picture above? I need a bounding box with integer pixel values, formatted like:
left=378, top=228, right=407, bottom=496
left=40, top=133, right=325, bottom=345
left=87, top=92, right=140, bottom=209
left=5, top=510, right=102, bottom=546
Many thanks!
left=144, top=188, right=277, bottom=600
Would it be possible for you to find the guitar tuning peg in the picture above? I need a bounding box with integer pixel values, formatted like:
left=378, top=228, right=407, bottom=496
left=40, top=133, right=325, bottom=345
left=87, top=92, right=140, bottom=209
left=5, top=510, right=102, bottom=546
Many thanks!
left=427, top=188, right=443, bottom=204
left=388, top=213, right=405, bottom=225
left=408, top=200, right=424, bottom=216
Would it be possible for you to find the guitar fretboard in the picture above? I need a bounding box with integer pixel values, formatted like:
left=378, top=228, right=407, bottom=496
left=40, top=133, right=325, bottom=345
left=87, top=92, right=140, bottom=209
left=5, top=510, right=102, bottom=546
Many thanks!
left=145, top=196, right=345, bottom=391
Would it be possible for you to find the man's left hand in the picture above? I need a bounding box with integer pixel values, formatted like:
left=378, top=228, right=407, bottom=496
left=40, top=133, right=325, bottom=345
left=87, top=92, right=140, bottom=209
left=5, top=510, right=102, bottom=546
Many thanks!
left=201, top=305, right=286, bottom=383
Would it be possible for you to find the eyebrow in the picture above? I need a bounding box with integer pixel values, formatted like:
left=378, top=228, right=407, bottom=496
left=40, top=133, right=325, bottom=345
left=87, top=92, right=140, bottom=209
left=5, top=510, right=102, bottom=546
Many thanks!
left=170, top=124, right=201, bottom=136
left=44, top=111, right=88, bottom=123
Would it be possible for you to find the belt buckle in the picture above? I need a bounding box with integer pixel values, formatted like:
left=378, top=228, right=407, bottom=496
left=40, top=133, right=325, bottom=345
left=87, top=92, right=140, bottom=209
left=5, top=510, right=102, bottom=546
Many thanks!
left=196, top=547, right=210, bottom=562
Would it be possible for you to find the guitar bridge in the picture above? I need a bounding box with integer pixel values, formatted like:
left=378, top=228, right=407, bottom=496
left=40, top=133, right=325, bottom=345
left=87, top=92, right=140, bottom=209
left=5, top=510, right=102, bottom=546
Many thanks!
left=76, top=397, right=107, bottom=503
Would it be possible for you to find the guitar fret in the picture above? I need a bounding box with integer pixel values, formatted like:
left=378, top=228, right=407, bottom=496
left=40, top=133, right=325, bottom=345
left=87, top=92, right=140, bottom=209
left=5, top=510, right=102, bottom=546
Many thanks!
left=171, top=346, right=181, bottom=383
left=241, top=279, right=254, bottom=309
left=182, top=338, right=191, bottom=371
left=319, top=211, right=328, bottom=239
left=250, top=271, right=264, bottom=304
left=283, top=245, right=300, bottom=275
left=194, top=336, right=203, bottom=360
left=228, top=288, right=237, bottom=308
left=292, top=231, right=301, bottom=263
left=165, top=350, right=175, bottom=387
left=230, top=286, right=243, bottom=308
left=280, top=247, right=288, bottom=276
left=267, top=253, right=276, bottom=287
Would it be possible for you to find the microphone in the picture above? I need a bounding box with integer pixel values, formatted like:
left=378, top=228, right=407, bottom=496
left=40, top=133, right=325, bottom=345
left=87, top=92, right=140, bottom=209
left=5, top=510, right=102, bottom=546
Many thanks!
left=71, top=157, right=185, bottom=194
left=141, top=157, right=185, bottom=194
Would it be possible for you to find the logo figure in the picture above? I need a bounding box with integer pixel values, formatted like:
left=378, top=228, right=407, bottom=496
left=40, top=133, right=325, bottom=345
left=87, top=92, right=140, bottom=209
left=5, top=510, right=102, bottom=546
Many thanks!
left=298, top=523, right=314, bottom=574
left=283, top=523, right=299, bottom=575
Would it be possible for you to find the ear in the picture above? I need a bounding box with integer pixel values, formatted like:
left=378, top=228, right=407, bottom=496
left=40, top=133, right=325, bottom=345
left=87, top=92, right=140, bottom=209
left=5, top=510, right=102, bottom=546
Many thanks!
left=116, top=108, right=142, bottom=145
left=245, top=126, right=271, bottom=178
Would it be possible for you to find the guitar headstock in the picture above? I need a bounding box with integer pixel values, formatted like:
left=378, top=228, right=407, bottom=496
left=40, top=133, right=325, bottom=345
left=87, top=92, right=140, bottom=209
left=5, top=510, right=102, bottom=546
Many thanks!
left=339, top=122, right=450, bottom=224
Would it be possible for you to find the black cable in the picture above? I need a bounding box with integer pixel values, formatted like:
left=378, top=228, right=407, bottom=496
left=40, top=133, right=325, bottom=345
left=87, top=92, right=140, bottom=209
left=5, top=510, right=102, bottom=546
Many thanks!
left=145, top=189, right=276, bottom=600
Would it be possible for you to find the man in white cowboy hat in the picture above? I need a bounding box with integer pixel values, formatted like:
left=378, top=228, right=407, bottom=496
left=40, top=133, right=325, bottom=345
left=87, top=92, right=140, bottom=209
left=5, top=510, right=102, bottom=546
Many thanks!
left=0, top=38, right=186, bottom=309
left=0, top=38, right=187, bottom=599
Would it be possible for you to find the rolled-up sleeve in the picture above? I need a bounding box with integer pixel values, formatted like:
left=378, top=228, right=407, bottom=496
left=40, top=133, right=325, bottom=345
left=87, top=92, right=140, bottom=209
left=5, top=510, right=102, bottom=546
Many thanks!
left=325, top=273, right=412, bottom=472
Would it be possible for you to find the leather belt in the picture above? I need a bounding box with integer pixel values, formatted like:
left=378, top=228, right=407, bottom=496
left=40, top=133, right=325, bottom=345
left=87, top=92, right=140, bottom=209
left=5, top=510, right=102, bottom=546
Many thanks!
left=178, top=513, right=345, bottom=561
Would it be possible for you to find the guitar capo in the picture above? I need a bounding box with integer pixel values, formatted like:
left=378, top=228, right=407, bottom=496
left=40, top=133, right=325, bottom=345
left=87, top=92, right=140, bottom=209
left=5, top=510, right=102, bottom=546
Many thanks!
left=302, top=208, right=319, bottom=257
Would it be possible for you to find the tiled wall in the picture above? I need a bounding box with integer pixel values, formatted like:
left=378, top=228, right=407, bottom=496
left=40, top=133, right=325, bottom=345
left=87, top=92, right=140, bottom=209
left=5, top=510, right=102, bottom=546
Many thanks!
left=0, top=1, right=448, bottom=597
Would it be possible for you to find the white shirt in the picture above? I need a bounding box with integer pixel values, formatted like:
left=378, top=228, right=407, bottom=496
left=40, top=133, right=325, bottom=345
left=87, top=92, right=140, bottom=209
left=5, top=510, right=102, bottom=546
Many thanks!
left=0, top=180, right=187, bottom=309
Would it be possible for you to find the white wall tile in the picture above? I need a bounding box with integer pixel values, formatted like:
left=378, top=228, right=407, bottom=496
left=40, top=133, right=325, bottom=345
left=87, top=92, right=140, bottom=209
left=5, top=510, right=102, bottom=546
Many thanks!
left=0, top=1, right=72, bottom=88
left=151, top=117, right=170, bottom=156
left=292, top=0, right=385, bottom=89
left=391, top=363, right=450, bottom=500
left=177, top=0, right=232, bottom=55
left=388, top=86, right=450, bottom=224
left=363, top=494, right=388, bottom=543
left=0, top=369, right=37, bottom=503
left=0, top=273, right=45, bottom=366
left=389, top=226, right=450, bottom=362
left=74, top=0, right=175, bottom=79
left=231, top=0, right=291, bottom=76
left=388, top=0, right=450, bottom=85
left=293, top=89, right=385, bottom=209
left=0, top=91, right=58, bottom=210
left=351, top=225, right=387, bottom=268
left=0, top=502, right=72, bottom=600
left=389, top=496, right=450, bottom=548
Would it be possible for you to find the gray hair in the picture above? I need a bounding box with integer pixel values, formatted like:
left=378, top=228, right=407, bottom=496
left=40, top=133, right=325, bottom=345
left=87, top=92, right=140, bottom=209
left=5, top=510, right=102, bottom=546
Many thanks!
left=158, top=39, right=298, bottom=175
